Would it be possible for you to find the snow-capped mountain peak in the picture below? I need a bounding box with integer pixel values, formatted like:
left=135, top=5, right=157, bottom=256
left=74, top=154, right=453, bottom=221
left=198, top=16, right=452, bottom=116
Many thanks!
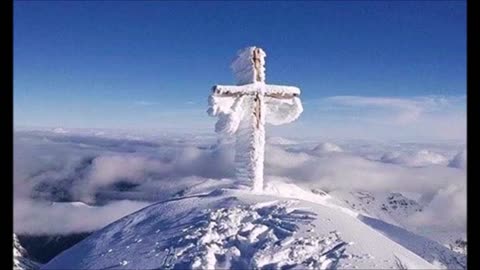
left=14, top=234, right=40, bottom=270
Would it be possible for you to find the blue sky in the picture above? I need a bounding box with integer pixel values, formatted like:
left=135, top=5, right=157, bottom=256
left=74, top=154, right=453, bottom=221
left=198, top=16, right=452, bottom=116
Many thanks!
left=14, top=1, right=466, bottom=140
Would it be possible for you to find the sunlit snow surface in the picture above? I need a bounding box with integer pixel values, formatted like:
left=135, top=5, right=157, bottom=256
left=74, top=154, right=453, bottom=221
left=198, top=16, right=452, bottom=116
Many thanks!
left=43, top=182, right=464, bottom=269
left=13, top=129, right=466, bottom=269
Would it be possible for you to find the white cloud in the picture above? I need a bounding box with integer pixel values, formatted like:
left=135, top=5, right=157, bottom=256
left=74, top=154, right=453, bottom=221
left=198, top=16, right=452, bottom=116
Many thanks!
left=265, top=144, right=465, bottom=194
left=14, top=199, right=150, bottom=235
left=324, top=95, right=461, bottom=124
left=406, top=184, right=466, bottom=230
left=326, top=96, right=423, bottom=124
left=290, top=95, right=466, bottom=141
left=88, top=155, right=171, bottom=186
left=379, top=149, right=448, bottom=167
left=13, top=130, right=466, bottom=235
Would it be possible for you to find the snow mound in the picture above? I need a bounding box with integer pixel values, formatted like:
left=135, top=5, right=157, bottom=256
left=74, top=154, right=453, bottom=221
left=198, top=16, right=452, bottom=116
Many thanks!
left=42, top=183, right=460, bottom=270
left=380, top=150, right=448, bottom=167
left=311, top=143, right=343, bottom=154
left=448, top=149, right=466, bottom=169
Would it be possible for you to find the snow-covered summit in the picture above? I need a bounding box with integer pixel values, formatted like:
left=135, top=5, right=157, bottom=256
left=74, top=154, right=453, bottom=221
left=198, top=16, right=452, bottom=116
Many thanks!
left=311, top=142, right=343, bottom=154
left=42, top=181, right=464, bottom=270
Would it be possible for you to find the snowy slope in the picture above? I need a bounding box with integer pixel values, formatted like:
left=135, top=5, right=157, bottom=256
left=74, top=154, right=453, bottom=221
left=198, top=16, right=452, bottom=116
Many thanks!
left=14, top=234, right=41, bottom=270
left=328, top=189, right=467, bottom=259
left=328, top=190, right=423, bottom=228
left=42, top=181, right=464, bottom=270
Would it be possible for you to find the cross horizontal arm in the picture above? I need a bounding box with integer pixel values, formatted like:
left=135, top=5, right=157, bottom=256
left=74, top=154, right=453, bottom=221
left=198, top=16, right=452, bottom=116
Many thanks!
left=212, top=84, right=301, bottom=98
left=212, top=84, right=260, bottom=96
left=264, top=85, right=301, bottom=96
left=265, top=92, right=298, bottom=99
left=213, top=93, right=298, bottom=99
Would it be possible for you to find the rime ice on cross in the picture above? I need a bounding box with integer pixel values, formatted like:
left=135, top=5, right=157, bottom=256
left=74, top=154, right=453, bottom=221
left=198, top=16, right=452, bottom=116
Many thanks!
left=208, top=47, right=303, bottom=192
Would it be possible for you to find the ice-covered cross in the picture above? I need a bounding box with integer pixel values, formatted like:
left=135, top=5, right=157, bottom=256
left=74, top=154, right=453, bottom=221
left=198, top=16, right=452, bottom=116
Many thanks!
left=207, top=47, right=303, bottom=192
